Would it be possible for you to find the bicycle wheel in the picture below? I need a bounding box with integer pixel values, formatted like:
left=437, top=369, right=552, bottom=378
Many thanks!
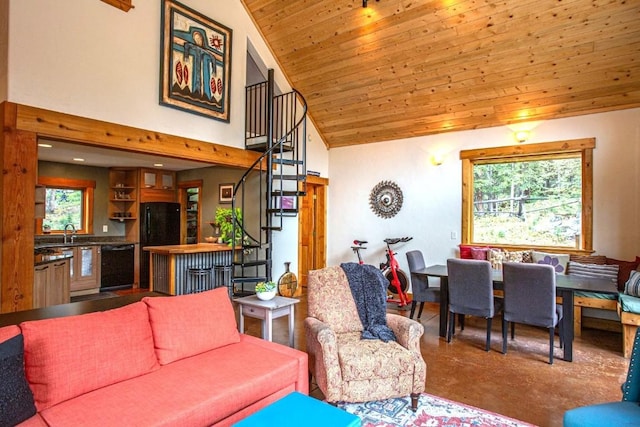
left=384, top=269, right=409, bottom=294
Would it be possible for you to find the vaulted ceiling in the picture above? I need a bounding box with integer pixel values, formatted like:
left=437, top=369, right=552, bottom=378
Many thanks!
left=241, top=0, right=640, bottom=149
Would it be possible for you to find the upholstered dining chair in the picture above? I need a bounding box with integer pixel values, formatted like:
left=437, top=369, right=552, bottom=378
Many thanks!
left=304, top=265, right=426, bottom=411
left=446, top=258, right=501, bottom=352
left=563, top=329, right=640, bottom=426
left=406, top=250, right=440, bottom=319
left=501, top=262, right=564, bottom=364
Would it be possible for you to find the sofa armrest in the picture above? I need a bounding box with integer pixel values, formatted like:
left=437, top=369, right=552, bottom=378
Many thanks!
left=386, top=313, right=424, bottom=354
left=304, top=317, right=343, bottom=402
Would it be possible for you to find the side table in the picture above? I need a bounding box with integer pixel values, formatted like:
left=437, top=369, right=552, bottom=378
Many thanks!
left=233, top=295, right=300, bottom=347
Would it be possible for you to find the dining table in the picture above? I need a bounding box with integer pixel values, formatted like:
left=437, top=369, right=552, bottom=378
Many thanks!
left=415, top=264, right=619, bottom=362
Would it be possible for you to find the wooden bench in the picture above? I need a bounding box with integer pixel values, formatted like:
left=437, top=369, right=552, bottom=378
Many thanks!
left=574, top=295, right=620, bottom=337
left=618, top=296, right=640, bottom=358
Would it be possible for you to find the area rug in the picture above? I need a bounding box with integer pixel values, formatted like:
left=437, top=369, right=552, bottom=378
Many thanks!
left=339, top=393, right=536, bottom=427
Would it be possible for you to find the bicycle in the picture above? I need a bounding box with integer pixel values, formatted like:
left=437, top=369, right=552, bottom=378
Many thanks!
left=380, top=237, right=412, bottom=308
left=351, top=239, right=368, bottom=264
left=351, top=237, right=412, bottom=308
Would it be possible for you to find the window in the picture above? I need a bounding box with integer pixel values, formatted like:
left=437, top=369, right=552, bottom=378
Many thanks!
left=36, top=177, right=95, bottom=235
left=460, top=138, right=594, bottom=253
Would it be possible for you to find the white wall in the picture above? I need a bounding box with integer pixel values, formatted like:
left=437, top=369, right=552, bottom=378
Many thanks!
left=6, top=0, right=329, bottom=280
left=328, top=108, right=640, bottom=277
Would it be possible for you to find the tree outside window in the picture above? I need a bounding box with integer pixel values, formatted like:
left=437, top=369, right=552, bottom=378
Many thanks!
left=36, top=177, right=95, bottom=235
left=460, top=138, right=594, bottom=253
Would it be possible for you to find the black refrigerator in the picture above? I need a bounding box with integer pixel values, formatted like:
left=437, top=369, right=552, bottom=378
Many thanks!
left=139, top=202, right=181, bottom=288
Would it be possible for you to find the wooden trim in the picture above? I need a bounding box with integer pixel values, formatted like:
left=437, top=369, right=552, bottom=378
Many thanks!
left=459, top=138, right=596, bottom=160
left=460, top=139, right=595, bottom=252
left=100, top=0, right=134, bottom=12
left=13, top=103, right=261, bottom=169
left=38, top=176, right=96, bottom=189
left=306, top=175, right=329, bottom=185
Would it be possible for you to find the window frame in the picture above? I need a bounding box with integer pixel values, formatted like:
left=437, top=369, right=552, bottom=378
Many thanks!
left=460, top=138, right=595, bottom=255
left=36, top=176, right=95, bottom=235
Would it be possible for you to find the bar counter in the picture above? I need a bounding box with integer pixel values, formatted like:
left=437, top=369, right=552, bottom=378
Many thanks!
left=144, top=244, right=234, bottom=295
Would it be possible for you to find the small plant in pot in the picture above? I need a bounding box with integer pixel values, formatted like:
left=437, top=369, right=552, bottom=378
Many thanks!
left=255, top=281, right=277, bottom=301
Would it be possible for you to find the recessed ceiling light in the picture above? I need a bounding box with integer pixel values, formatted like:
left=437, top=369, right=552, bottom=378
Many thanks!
left=38, top=143, right=53, bottom=148
left=154, top=163, right=164, bottom=167
left=72, top=158, right=85, bottom=162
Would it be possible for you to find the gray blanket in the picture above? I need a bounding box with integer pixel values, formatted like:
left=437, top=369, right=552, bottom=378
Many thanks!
left=340, top=262, right=397, bottom=342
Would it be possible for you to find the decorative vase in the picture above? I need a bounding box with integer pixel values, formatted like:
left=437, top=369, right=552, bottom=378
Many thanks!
left=278, top=262, right=300, bottom=297
left=256, top=290, right=276, bottom=301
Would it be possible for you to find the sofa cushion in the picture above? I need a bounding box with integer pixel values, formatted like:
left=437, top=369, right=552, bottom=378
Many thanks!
left=0, top=334, right=37, bottom=427
left=143, top=288, right=240, bottom=365
left=532, top=251, right=569, bottom=274
left=20, top=301, right=159, bottom=411
left=38, top=335, right=306, bottom=427
left=624, top=270, right=640, bottom=297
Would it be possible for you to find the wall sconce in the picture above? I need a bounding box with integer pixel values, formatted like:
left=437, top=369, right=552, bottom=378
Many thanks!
left=514, top=130, right=530, bottom=143
left=431, top=154, right=444, bottom=166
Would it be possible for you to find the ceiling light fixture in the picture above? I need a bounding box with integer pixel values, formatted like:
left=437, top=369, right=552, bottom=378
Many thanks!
left=363, top=0, right=379, bottom=8
left=514, top=130, right=531, bottom=143
left=38, top=143, right=53, bottom=148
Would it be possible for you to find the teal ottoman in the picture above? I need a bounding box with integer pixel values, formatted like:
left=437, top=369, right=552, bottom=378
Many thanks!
left=233, top=392, right=361, bottom=427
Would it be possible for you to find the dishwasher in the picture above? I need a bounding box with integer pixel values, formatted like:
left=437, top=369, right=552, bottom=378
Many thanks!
left=100, top=244, right=135, bottom=290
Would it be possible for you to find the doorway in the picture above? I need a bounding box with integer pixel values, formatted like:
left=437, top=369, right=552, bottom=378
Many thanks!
left=298, top=177, right=328, bottom=287
left=178, top=180, right=203, bottom=244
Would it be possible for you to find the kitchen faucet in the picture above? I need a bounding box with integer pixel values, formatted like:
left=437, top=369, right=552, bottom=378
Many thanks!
left=63, top=223, right=77, bottom=244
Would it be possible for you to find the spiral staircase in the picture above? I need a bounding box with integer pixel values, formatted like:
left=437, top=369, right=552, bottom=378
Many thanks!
left=229, top=69, right=307, bottom=295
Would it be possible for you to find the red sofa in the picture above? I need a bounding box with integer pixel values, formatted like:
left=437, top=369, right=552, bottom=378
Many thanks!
left=0, top=288, right=308, bottom=426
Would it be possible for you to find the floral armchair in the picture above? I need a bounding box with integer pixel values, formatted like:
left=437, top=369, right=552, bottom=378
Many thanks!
left=304, top=266, right=426, bottom=411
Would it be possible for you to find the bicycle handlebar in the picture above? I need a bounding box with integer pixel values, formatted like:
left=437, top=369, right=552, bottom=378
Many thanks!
left=384, top=237, right=413, bottom=245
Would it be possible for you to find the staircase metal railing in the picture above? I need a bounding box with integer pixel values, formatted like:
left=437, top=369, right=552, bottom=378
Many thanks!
left=229, top=69, right=307, bottom=296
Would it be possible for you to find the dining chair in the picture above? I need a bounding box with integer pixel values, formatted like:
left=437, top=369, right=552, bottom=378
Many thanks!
left=501, top=262, right=564, bottom=364
left=406, top=250, right=440, bottom=319
left=446, top=258, right=501, bottom=352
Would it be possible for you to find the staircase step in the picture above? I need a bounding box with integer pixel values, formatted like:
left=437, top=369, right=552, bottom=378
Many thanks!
left=277, top=174, right=307, bottom=182
left=273, top=158, right=304, bottom=166
left=271, top=190, right=305, bottom=197
left=232, top=276, right=267, bottom=284
left=267, top=208, right=298, bottom=215
left=234, top=259, right=269, bottom=267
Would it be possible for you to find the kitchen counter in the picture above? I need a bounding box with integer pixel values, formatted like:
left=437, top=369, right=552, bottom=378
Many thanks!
left=143, top=244, right=235, bottom=295
left=34, top=252, right=73, bottom=266
left=143, top=243, right=235, bottom=254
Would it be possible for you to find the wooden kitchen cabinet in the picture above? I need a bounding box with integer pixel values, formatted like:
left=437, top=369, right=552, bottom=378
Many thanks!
left=140, top=168, right=176, bottom=203
left=109, top=167, right=138, bottom=221
left=61, top=245, right=100, bottom=294
left=33, top=259, right=70, bottom=309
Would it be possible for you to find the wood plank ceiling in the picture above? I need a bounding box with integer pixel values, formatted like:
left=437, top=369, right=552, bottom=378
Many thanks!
left=241, top=0, right=640, bottom=149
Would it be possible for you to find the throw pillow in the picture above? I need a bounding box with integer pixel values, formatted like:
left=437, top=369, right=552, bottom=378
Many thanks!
left=625, top=270, right=640, bottom=297
left=606, top=258, right=640, bottom=290
left=532, top=251, right=570, bottom=274
left=0, top=334, right=37, bottom=427
left=470, top=247, right=489, bottom=261
left=567, top=261, right=619, bottom=282
left=487, top=248, right=506, bottom=270
left=144, top=287, right=240, bottom=365
left=570, top=254, right=607, bottom=265
left=504, top=250, right=532, bottom=263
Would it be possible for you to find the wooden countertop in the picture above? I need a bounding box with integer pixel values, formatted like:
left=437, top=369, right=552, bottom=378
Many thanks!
left=142, top=243, right=235, bottom=254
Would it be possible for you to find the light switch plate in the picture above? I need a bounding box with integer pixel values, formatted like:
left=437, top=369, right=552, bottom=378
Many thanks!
left=103, top=225, right=108, bottom=233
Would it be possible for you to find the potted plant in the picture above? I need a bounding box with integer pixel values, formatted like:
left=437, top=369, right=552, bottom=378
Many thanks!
left=214, top=207, right=243, bottom=246
left=255, top=281, right=277, bottom=300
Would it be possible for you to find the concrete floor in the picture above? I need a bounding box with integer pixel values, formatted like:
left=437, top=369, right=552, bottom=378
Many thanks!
left=235, top=295, right=629, bottom=427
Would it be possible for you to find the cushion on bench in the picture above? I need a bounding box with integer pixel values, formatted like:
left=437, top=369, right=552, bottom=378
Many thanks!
left=620, top=294, right=640, bottom=315
left=574, top=291, right=617, bottom=299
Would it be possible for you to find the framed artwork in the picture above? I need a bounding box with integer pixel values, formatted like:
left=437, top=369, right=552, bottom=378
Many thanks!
left=160, top=0, right=232, bottom=122
left=219, top=183, right=233, bottom=203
